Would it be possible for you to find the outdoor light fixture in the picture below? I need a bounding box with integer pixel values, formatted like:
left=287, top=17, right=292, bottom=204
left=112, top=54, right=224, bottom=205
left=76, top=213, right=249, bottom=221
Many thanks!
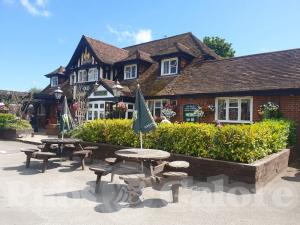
left=27, top=104, right=34, bottom=113
left=53, top=87, right=63, bottom=100
left=112, top=80, right=123, bottom=98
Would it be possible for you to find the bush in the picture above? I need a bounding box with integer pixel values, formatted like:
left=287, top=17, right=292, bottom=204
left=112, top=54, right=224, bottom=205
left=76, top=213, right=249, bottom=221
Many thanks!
left=0, top=113, right=31, bottom=129
left=70, top=119, right=295, bottom=163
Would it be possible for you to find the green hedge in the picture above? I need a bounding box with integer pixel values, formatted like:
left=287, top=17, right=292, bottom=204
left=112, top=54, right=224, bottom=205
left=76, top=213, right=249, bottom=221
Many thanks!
left=70, top=119, right=295, bottom=163
left=0, top=113, right=31, bottom=129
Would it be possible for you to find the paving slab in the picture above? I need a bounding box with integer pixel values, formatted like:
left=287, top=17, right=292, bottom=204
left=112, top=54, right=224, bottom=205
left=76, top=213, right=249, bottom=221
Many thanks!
left=0, top=140, right=300, bottom=225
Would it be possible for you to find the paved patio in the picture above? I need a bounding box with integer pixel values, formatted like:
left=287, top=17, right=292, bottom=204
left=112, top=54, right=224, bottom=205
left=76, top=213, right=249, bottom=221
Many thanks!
left=0, top=140, right=300, bottom=225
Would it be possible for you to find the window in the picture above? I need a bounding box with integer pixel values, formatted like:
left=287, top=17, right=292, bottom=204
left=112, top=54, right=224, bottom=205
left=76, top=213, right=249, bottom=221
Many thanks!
left=88, top=68, right=98, bottom=81
left=147, top=99, right=168, bottom=118
left=215, top=97, right=253, bottom=123
left=78, top=70, right=87, bottom=82
left=124, top=64, right=137, bottom=80
left=51, top=76, right=58, bottom=87
left=161, top=58, right=178, bottom=76
left=126, top=103, right=134, bottom=119
left=86, top=101, right=106, bottom=120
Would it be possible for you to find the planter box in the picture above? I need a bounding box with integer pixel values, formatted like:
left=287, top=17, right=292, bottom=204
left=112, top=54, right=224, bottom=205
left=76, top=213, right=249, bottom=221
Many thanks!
left=0, top=128, right=33, bottom=140
left=83, top=142, right=290, bottom=190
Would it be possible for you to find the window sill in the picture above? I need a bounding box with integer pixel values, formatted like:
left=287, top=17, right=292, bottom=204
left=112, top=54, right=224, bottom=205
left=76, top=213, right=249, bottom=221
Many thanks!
left=217, top=120, right=253, bottom=124
left=159, top=73, right=180, bottom=77
left=124, top=77, right=137, bottom=80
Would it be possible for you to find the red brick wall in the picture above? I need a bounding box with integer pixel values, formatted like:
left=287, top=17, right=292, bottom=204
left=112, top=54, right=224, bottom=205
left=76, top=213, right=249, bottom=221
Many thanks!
left=174, top=95, right=300, bottom=148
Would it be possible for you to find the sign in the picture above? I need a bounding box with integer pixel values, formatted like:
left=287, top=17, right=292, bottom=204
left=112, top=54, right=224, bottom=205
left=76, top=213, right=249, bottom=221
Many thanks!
left=183, top=104, right=199, bottom=122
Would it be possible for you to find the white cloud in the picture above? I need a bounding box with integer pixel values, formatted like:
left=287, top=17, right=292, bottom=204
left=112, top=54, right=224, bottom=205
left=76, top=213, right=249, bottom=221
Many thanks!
left=107, top=25, right=152, bottom=44
left=20, top=0, right=50, bottom=17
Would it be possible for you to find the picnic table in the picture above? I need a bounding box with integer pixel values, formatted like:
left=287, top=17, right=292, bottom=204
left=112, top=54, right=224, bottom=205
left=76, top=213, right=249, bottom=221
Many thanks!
left=41, top=138, right=84, bottom=154
left=115, top=148, right=170, bottom=176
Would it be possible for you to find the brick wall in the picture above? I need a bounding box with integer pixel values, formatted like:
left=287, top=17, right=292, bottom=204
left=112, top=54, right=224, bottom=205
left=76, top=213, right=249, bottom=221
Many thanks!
left=174, top=95, right=300, bottom=148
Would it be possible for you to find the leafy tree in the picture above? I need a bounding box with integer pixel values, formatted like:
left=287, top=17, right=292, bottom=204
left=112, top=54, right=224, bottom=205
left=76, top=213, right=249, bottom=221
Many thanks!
left=203, top=36, right=235, bottom=58
left=28, top=87, right=42, bottom=95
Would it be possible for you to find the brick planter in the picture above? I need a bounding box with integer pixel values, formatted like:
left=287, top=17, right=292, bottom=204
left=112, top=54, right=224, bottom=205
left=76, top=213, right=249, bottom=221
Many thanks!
left=83, top=142, right=290, bottom=190
left=0, top=128, right=33, bottom=140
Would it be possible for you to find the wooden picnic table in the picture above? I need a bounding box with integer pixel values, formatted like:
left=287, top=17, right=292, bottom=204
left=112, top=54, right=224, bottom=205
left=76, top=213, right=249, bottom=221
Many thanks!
left=41, top=138, right=84, bottom=154
left=115, top=148, right=170, bottom=176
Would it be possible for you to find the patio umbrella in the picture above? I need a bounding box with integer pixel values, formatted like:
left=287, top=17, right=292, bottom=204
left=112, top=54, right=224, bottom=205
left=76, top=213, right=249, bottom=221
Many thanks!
left=133, top=84, right=157, bottom=149
left=60, top=96, right=74, bottom=140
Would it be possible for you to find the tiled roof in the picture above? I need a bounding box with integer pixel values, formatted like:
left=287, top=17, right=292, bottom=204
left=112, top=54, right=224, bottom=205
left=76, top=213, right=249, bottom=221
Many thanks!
left=158, top=48, right=300, bottom=96
left=119, top=48, right=300, bottom=97
left=84, top=36, right=129, bottom=64
left=38, top=80, right=72, bottom=99
left=124, top=32, right=221, bottom=60
left=116, top=50, right=154, bottom=64
left=44, top=66, right=66, bottom=77
left=154, top=42, right=196, bottom=58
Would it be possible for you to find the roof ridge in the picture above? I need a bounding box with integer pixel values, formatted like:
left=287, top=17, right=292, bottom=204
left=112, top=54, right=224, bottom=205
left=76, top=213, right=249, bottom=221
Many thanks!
left=123, top=32, right=192, bottom=49
left=83, top=35, right=128, bottom=53
left=202, top=47, right=300, bottom=64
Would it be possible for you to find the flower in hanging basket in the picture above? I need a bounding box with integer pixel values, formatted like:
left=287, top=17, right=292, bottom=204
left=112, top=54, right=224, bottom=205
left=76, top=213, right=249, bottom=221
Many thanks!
left=116, top=101, right=127, bottom=112
left=193, top=106, right=205, bottom=118
left=207, top=104, right=215, bottom=112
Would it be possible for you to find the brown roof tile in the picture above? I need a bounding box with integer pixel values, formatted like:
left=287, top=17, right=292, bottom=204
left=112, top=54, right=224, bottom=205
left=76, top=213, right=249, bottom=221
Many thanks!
left=84, top=36, right=129, bottom=64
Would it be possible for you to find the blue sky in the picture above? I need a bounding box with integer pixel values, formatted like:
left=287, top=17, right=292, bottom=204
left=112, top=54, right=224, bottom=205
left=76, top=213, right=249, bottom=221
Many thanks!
left=1, top=0, right=300, bottom=91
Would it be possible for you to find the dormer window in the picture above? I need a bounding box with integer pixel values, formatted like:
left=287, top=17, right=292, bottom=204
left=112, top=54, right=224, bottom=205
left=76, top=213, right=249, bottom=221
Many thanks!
left=124, top=64, right=137, bottom=80
left=161, top=57, right=178, bottom=76
left=51, top=76, right=58, bottom=87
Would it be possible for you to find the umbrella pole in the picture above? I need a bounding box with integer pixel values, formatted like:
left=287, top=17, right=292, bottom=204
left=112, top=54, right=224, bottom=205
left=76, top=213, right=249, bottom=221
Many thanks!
left=139, top=132, right=143, bottom=149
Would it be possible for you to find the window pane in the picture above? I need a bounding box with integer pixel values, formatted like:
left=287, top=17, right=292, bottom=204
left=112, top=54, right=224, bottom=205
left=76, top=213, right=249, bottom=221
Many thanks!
left=127, top=112, right=133, bottom=119
left=155, top=108, right=161, bottom=117
left=128, top=104, right=133, bottom=110
left=100, top=103, right=104, bottom=109
left=94, top=111, right=98, bottom=119
left=88, top=111, right=92, bottom=120
left=94, top=104, right=98, bottom=109
left=155, top=101, right=161, bottom=108
left=163, top=61, right=169, bottom=74
left=229, top=99, right=238, bottom=107
left=131, top=65, right=136, bottom=78
left=170, top=59, right=177, bottom=74
left=241, top=99, right=251, bottom=121
left=229, top=108, right=238, bottom=120
left=218, top=99, right=226, bottom=120
left=89, top=104, right=92, bottom=108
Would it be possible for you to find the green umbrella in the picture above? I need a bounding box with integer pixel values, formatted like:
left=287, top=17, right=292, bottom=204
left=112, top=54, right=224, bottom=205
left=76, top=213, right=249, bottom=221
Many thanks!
left=133, top=84, right=157, bottom=149
left=60, top=96, right=74, bottom=140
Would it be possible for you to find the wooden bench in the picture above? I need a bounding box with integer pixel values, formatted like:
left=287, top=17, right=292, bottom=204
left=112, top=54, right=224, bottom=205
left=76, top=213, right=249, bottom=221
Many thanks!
left=162, top=171, right=188, bottom=203
left=72, top=150, right=92, bottom=170
left=83, top=146, right=99, bottom=163
left=119, top=174, right=146, bottom=206
left=21, top=149, right=57, bottom=173
left=89, top=163, right=113, bottom=193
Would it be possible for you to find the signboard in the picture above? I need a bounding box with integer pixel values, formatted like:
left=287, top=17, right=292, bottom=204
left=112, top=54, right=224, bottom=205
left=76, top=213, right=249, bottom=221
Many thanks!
left=183, top=104, right=199, bottom=122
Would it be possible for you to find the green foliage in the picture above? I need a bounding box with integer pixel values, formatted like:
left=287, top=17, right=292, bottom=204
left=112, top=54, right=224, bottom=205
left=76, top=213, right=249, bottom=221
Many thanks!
left=71, top=119, right=294, bottom=163
left=0, top=113, right=31, bottom=129
left=203, top=36, right=235, bottom=58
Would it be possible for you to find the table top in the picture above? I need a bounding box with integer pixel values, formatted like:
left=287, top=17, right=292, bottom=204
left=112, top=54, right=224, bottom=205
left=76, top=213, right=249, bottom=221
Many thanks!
left=41, top=138, right=82, bottom=144
left=115, top=148, right=170, bottom=160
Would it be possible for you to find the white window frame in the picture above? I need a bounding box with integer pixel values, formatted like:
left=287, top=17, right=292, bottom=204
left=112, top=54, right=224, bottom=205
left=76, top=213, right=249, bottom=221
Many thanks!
left=124, top=64, right=137, bottom=80
left=161, top=57, right=178, bottom=76
left=126, top=103, right=134, bottom=119
left=147, top=99, right=168, bottom=118
left=215, top=96, right=253, bottom=123
left=88, top=68, right=98, bottom=81
left=86, top=101, right=106, bottom=120
left=78, top=70, right=88, bottom=83
left=51, top=76, right=58, bottom=87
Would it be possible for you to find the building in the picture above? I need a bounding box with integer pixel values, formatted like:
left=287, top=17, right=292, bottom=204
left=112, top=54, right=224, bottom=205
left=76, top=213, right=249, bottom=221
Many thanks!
left=35, top=32, right=300, bottom=146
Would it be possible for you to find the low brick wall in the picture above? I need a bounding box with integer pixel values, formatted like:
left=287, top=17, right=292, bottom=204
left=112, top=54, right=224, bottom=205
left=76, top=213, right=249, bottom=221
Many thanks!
left=0, top=128, right=33, bottom=140
left=83, top=142, right=290, bottom=190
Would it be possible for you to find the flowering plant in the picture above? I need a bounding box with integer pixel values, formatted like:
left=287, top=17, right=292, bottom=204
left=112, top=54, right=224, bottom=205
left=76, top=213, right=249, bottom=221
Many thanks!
left=259, top=102, right=280, bottom=119
left=116, top=102, right=127, bottom=112
left=259, top=102, right=279, bottom=112
left=207, top=104, right=215, bottom=112
left=162, top=103, right=176, bottom=119
left=193, top=106, right=204, bottom=118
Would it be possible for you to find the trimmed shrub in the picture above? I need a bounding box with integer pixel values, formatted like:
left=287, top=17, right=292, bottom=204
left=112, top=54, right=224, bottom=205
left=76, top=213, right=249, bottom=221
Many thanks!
left=0, top=113, right=31, bottom=129
left=70, top=119, right=295, bottom=163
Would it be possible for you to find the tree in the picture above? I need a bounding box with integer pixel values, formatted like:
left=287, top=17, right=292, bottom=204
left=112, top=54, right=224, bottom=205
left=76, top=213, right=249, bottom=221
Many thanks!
left=203, top=36, right=235, bottom=58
